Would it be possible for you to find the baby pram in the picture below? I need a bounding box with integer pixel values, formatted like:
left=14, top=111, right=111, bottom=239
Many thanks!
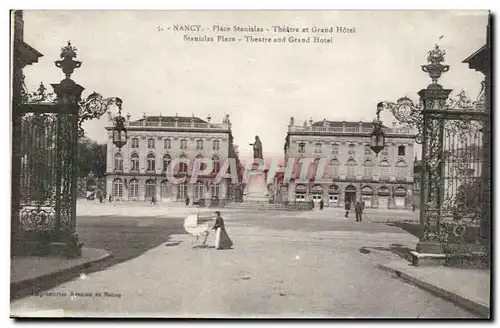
left=183, top=214, right=216, bottom=247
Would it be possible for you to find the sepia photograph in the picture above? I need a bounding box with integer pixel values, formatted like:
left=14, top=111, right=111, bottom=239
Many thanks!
left=9, top=9, right=491, bottom=319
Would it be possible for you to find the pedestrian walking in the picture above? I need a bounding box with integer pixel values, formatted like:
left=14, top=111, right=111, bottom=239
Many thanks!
left=212, top=211, right=233, bottom=250
left=319, top=199, right=324, bottom=210
left=345, top=201, right=351, bottom=218
left=355, top=201, right=364, bottom=222
left=185, top=196, right=190, bottom=207
left=108, top=194, right=112, bottom=203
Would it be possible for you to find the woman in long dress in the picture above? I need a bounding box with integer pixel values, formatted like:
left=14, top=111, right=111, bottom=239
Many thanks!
left=212, top=211, right=233, bottom=250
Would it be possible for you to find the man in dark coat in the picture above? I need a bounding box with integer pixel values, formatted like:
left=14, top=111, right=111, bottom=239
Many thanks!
left=345, top=201, right=351, bottom=218
left=319, top=199, right=324, bottom=210
left=355, top=201, right=364, bottom=222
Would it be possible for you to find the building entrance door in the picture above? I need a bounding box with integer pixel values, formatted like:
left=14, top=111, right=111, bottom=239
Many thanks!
left=345, top=191, right=356, bottom=205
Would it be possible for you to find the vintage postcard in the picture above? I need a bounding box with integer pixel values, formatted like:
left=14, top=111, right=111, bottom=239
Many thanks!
left=10, top=10, right=491, bottom=318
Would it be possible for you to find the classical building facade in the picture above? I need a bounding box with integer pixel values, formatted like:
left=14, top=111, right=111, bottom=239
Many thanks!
left=105, top=113, right=243, bottom=203
left=280, top=118, right=416, bottom=209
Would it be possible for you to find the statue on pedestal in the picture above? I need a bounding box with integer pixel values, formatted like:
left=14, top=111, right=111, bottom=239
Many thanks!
left=249, top=135, right=263, bottom=159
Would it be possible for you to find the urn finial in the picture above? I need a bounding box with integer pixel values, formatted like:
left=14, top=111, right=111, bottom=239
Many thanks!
left=55, top=41, right=82, bottom=80
left=421, top=44, right=450, bottom=88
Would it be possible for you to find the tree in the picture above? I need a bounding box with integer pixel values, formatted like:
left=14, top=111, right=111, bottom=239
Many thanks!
left=77, top=137, right=107, bottom=178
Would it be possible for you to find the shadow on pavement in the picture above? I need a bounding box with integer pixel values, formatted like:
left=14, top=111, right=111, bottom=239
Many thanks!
left=359, top=243, right=414, bottom=262
left=11, top=219, right=186, bottom=302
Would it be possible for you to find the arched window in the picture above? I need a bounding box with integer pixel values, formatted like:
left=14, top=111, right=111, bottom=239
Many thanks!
left=379, top=160, right=390, bottom=179
left=347, top=159, right=357, bottom=178
left=363, top=160, right=373, bottom=177
left=130, top=153, right=139, bottom=172
left=195, top=154, right=207, bottom=172
left=145, top=179, right=156, bottom=199
left=212, top=155, right=221, bottom=173
left=113, top=178, right=123, bottom=197
left=146, top=153, right=156, bottom=172
left=160, top=180, right=171, bottom=199
left=114, top=153, right=123, bottom=171
left=129, top=179, right=139, bottom=198
left=330, top=159, right=340, bottom=177
left=396, top=160, right=407, bottom=180
left=163, top=154, right=171, bottom=172
left=295, top=184, right=307, bottom=201
left=179, top=154, right=188, bottom=173
left=328, top=184, right=340, bottom=194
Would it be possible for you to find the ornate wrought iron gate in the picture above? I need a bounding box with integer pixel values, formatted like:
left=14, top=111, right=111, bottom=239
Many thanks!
left=381, top=45, right=490, bottom=265
left=15, top=42, right=121, bottom=257
left=19, top=85, right=79, bottom=244
left=421, top=93, right=487, bottom=249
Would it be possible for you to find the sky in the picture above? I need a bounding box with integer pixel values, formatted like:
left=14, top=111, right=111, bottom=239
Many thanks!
left=21, top=10, right=488, bottom=160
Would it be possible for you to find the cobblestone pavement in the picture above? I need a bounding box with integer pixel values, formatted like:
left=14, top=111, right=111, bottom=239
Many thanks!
left=11, top=210, right=476, bottom=318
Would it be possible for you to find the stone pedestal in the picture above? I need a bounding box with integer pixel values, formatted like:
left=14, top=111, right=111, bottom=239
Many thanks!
left=244, top=169, right=269, bottom=202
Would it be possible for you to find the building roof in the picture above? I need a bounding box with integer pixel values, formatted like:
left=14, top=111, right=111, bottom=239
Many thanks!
left=312, top=120, right=389, bottom=129
left=134, top=115, right=207, bottom=123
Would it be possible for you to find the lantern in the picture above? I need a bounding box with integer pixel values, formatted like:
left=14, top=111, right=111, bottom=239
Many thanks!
left=370, top=102, right=386, bottom=155
left=112, top=105, right=127, bottom=149
left=370, top=121, right=385, bottom=155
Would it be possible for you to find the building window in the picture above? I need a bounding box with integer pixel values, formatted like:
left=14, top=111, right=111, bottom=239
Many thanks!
left=195, top=155, right=207, bottom=172
left=180, top=139, right=188, bottom=150
left=213, top=139, right=220, bottom=151
left=332, top=143, right=339, bottom=155
left=194, top=181, right=204, bottom=201
left=298, top=142, right=305, bottom=153
left=212, top=155, right=221, bottom=173
left=114, top=153, right=123, bottom=171
left=330, top=159, right=340, bottom=177
left=164, top=138, right=171, bottom=149
left=113, top=178, right=123, bottom=198
left=179, top=155, right=188, bottom=173
left=148, top=138, right=155, bottom=149
left=380, top=160, right=390, bottom=180
left=347, top=159, right=357, bottom=178
left=210, top=184, right=220, bottom=199
left=348, top=144, right=356, bottom=155
left=398, top=145, right=406, bottom=156
left=131, top=138, right=139, bottom=148
left=129, top=179, right=139, bottom=198
left=196, top=139, right=204, bottom=150
left=381, top=146, right=389, bottom=157
left=147, top=153, right=156, bottom=172
left=178, top=183, right=187, bottom=199
left=314, top=143, right=322, bottom=153
left=145, top=179, right=156, bottom=199
left=163, top=154, right=171, bottom=172
left=365, top=145, right=372, bottom=156
left=396, top=160, right=407, bottom=180
left=130, top=153, right=139, bottom=172
left=295, top=184, right=307, bottom=201
left=363, top=160, right=373, bottom=177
